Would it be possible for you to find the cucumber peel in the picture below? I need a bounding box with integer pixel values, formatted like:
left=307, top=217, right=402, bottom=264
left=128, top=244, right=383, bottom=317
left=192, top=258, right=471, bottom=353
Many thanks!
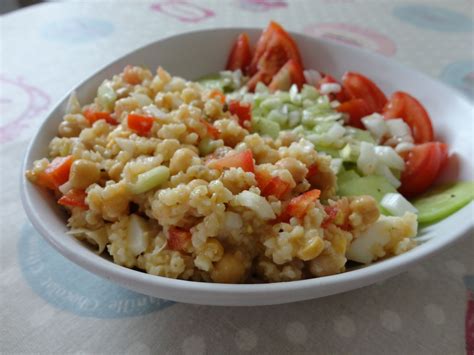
left=412, top=181, right=474, bottom=224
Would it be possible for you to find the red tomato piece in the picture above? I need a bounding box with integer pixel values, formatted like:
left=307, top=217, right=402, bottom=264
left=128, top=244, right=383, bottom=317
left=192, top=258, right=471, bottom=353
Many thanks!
left=337, top=99, right=372, bottom=129
left=268, top=59, right=305, bottom=92
left=58, top=189, right=88, bottom=209
left=342, top=72, right=388, bottom=113
left=167, top=227, right=191, bottom=252
left=317, top=75, right=350, bottom=102
left=399, top=142, right=448, bottom=197
left=226, top=33, right=252, bottom=73
left=200, top=118, right=220, bottom=139
left=280, top=189, right=321, bottom=222
left=83, top=108, right=118, bottom=125
left=37, top=155, right=74, bottom=190
left=228, top=100, right=252, bottom=127
left=383, top=91, right=435, bottom=144
left=207, top=149, right=255, bottom=173
left=127, top=113, right=154, bottom=136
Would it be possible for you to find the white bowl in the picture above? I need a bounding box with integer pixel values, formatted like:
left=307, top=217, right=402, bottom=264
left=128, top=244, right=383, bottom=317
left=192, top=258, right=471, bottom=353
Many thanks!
left=21, top=28, right=473, bottom=306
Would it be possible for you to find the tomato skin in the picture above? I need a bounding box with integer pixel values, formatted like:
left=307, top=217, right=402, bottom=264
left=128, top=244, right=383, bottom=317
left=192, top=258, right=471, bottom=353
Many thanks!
left=268, top=59, right=305, bottom=92
left=399, top=142, right=448, bottom=197
left=127, top=114, right=154, bottom=136
left=337, top=99, right=372, bottom=129
left=383, top=91, right=434, bottom=144
left=58, top=189, right=88, bottom=209
left=228, top=100, right=252, bottom=127
left=167, top=227, right=191, bottom=252
left=342, top=72, right=388, bottom=113
left=207, top=149, right=255, bottom=173
left=279, top=189, right=321, bottom=222
left=226, top=33, right=252, bottom=73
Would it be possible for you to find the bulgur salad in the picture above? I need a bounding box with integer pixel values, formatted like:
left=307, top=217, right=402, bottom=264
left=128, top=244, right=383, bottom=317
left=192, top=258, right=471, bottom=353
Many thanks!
left=26, top=22, right=473, bottom=284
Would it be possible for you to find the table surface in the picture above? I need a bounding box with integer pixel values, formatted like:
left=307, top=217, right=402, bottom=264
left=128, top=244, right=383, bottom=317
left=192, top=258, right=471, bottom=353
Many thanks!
left=1, top=1, right=473, bottom=354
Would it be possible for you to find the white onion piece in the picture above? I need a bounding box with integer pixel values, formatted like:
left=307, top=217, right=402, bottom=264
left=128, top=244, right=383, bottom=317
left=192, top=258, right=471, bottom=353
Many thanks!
left=357, top=142, right=377, bottom=175
left=381, top=193, right=418, bottom=217
left=374, top=146, right=405, bottom=170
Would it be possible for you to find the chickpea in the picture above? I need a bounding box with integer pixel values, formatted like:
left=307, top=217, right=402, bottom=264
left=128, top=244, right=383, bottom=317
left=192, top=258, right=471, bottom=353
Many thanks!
left=276, top=157, right=308, bottom=183
left=69, top=159, right=101, bottom=189
left=169, top=148, right=198, bottom=175
left=58, top=121, right=81, bottom=137
left=210, top=252, right=246, bottom=284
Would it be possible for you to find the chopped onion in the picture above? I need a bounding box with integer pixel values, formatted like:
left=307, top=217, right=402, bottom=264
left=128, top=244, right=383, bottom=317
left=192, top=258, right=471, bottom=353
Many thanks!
left=303, top=69, right=322, bottom=86
left=381, top=193, right=418, bottom=217
left=357, top=142, right=377, bottom=175
left=362, top=113, right=388, bottom=141
left=320, top=83, right=341, bottom=95
left=233, top=191, right=276, bottom=220
left=375, top=163, right=401, bottom=188
left=374, top=146, right=405, bottom=170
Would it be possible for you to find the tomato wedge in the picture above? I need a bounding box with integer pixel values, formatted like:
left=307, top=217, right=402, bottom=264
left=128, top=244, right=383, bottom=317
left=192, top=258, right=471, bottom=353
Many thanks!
left=399, top=142, right=448, bottom=198
left=317, top=75, right=350, bottom=102
left=127, top=113, right=154, bottom=136
left=207, top=149, right=255, bottom=173
left=167, top=227, right=191, bottom=252
left=37, top=155, right=74, bottom=190
left=247, top=21, right=303, bottom=90
left=383, top=91, right=434, bottom=144
left=280, top=189, right=321, bottom=222
left=226, top=33, right=252, bottom=73
left=83, top=107, right=118, bottom=125
left=58, top=189, right=88, bottom=209
left=342, top=72, right=387, bottom=113
left=268, top=59, right=305, bottom=92
left=228, top=100, right=252, bottom=127
left=337, top=99, right=372, bottom=129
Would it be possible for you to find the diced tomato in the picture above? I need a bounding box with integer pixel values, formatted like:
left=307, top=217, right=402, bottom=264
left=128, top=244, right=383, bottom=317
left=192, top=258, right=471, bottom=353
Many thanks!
left=167, top=227, right=191, bottom=252
left=58, top=189, right=88, bottom=209
left=123, top=65, right=142, bottom=85
left=317, top=75, right=350, bottom=102
left=261, top=176, right=291, bottom=199
left=337, top=99, right=372, bottom=129
left=37, top=155, right=74, bottom=190
left=226, top=33, right=252, bottom=73
left=228, top=100, right=252, bottom=127
left=322, top=205, right=338, bottom=228
left=199, top=118, right=220, bottom=139
left=127, top=113, right=154, bottom=136
left=280, top=189, right=321, bottom=222
left=209, top=89, right=226, bottom=104
left=342, top=72, right=388, bottom=113
left=268, top=59, right=305, bottom=92
left=383, top=91, right=434, bottom=144
left=399, top=142, right=448, bottom=197
left=207, top=149, right=255, bottom=173
left=306, top=164, right=318, bottom=179
left=83, top=107, right=118, bottom=125
left=249, top=21, right=302, bottom=76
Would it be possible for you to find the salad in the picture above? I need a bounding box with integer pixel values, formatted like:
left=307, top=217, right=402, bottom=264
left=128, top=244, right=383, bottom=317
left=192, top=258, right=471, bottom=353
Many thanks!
left=25, top=22, right=473, bottom=284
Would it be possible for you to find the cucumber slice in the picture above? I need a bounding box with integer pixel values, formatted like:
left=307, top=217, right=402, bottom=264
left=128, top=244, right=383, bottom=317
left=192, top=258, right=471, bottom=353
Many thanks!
left=337, top=170, right=360, bottom=185
left=412, top=181, right=474, bottom=224
left=338, top=175, right=396, bottom=215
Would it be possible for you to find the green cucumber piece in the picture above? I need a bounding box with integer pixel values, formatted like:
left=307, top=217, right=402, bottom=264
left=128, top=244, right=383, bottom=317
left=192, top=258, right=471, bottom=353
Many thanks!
left=256, top=118, right=280, bottom=139
left=412, top=181, right=474, bottom=224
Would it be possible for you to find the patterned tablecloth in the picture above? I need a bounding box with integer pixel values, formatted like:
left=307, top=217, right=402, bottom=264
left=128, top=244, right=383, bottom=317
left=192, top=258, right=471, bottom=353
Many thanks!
left=1, top=0, right=473, bottom=354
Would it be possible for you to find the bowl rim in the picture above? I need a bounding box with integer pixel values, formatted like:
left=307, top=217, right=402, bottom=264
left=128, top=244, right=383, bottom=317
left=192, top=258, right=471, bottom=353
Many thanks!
left=20, top=26, right=474, bottom=302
